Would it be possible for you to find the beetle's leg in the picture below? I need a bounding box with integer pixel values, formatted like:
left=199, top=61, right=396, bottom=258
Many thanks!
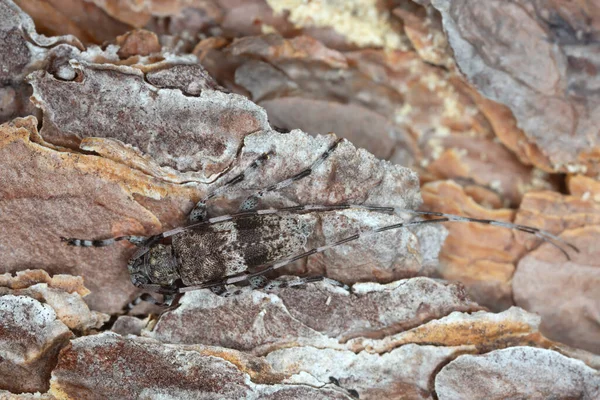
left=122, top=292, right=181, bottom=314
left=123, top=293, right=164, bottom=313
left=191, top=135, right=342, bottom=218
left=122, top=283, right=180, bottom=313
left=61, top=235, right=147, bottom=247
left=240, top=137, right=343, bottom=211
left=328, top=377, right=360, bottom=399
left=249, top=275, right=348, bottom=291
left=189, top=151, right=274, bottom=222
left=248, top=275, right=269, bottom=289
left=209, top=284, right=243, bottom=297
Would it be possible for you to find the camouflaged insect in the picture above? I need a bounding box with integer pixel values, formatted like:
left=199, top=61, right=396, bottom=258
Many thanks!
left=63, top=137, right=578, bottom=307
left=130, top=213, right=313, bottom=293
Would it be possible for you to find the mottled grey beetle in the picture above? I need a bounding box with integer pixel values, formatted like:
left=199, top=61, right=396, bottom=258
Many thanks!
left=62, top=137, right=577, bottom=307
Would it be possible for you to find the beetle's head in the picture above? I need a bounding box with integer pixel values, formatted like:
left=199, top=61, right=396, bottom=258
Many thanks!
left=127, top=243, right=179, bottom=288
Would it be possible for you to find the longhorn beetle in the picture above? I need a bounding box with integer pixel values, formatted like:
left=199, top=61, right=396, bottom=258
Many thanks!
left=62, top=136, right=578, bottom=309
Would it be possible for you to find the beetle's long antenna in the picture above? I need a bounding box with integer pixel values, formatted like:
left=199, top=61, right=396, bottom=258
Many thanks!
left=391, top=208, right=579, bottom=259
left=61, top=235, right=147, bottom=247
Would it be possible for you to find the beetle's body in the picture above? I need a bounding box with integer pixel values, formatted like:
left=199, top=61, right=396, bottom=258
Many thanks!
left=128, top=214, right=313, bottom=290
